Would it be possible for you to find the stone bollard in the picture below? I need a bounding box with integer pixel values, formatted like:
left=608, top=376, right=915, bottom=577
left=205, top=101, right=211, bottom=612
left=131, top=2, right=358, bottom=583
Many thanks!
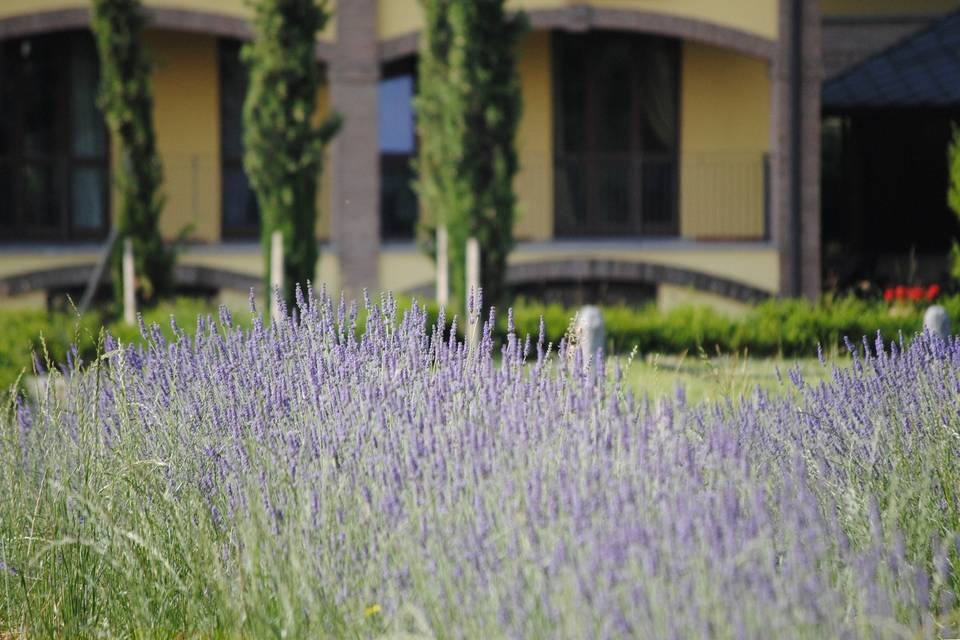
left=924, top=305, right=951, bottom=339
left=123, top=237, right=136, bottom=326
left=575, top=305, right=605, bottom=364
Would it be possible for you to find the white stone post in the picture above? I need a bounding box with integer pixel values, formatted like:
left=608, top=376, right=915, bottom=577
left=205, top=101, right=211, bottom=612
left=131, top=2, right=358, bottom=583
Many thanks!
left=466, top=236, right=480, bottom=348
left=924, top=305, right=951, bottom=339
left=122, top=237, right=136, bottom=326
left=270, top=229, right=284, bottom=323
left=436, top=226, right=449, bottom=307
left=575, top=305, right=605, bottom=364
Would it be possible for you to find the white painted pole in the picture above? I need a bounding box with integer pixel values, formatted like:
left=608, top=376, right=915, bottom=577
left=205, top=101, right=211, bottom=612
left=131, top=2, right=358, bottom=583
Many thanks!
left=122, top=237, right=136, bottom=326
left=436, top=226, right=449, bottom=307
left=270, top=229, right=284, bottom=322
left=466, top=236, right=480, bottom=347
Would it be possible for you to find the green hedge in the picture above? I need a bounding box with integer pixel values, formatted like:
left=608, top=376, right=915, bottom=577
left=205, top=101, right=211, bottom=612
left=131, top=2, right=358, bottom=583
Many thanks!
left=2, top=295, right=955, bottom=393
left=0, top=298, right=230, bottom=393
left=366, top=294, right=954, bottom=357
left=500, top=296, right=960, bottom=357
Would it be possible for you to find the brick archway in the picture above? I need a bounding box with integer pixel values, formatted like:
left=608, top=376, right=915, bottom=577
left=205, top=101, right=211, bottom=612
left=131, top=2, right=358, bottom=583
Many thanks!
left=402, top=259, right=772, bottom=303
left=379, top=5, right=776, bottom=62
left=505, top=259, right=772, bottom=303
left=0, top=264, right=262, bottom=298
left=0, top=7, right=334, bottom=60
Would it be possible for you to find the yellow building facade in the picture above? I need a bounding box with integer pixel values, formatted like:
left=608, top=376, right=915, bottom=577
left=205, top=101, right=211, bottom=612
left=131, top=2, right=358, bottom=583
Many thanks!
left=3, top=0, right=924, bottom=309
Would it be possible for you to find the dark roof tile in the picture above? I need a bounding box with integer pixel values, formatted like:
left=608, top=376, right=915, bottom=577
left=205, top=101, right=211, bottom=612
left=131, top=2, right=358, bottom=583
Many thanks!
left=823, top=11, right=960, bottom=109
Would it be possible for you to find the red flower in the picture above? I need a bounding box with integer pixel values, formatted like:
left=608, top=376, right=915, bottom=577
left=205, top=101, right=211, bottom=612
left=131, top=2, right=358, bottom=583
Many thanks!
left=895, top=286, right=907, bottom=301
left=926, top=284, right=941, bottom=301
left=883, top=288, right=894, bottom=302
left=908, top=287, right=924, bottom=301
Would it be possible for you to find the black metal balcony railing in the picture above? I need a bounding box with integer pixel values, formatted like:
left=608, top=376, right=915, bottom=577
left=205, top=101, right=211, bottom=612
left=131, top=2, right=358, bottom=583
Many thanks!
left=553, top=151, right=770, bottom=241
left=380, top=153, right=418, bottom=240
left=681, top=152, right=771, bottom=242
left=0, top=155, right=110, bottom=241
left=0, top=151, right=772, bottom=245
left=554, top=152, right=677, bottom=238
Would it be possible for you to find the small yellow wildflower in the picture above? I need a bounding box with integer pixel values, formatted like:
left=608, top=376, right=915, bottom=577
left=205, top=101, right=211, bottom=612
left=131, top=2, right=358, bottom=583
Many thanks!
left=364, top=603, right=381, bottom=617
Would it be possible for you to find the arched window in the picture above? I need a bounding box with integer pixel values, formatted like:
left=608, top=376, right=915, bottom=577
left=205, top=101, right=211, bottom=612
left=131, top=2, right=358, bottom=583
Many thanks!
left=379, top=56, right=418, bottom=240
left=0, top=31, right=109, bottom=241
left=218, top=38, right=259, bottom=239
left=553, top=31, right=679, bottom=237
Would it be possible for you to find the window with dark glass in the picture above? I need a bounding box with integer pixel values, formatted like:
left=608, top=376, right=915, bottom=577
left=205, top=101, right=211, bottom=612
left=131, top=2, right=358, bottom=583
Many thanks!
left=379, top=57, right=418, bottom=240
left=0, top=32, right=109, bottom=241
left=219, top=39, right=260, bottom=239
left=553, top=31, right=679, bottom=237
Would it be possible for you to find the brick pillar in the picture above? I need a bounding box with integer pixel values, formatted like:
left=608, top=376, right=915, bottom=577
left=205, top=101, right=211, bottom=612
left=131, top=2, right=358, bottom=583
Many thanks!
left=799, top=0, right=822, bottom=300
left=330, top=0, right=379, bottom=298
left=772, top=0, right=822, bottom=299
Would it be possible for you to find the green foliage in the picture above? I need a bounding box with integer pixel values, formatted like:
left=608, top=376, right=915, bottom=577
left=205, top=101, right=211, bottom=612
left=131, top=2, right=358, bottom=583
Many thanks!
left=90, top=0, right=177, bottom=304
left=415, top=0, right=526, bottom=309
left=0, top=299, right=239, bottom=393
left=949, top=125, right=960, bottom=280
left=502, top=295, right=947, bottom=357
left=242, top=0, right=341, bottom=310
left=0, top=294, right=951, bottom=394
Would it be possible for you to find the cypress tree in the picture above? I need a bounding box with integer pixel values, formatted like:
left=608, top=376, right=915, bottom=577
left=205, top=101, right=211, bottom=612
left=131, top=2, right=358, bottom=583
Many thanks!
left=415, top=0, right=526, bottom=309
left=243, top=0, right=340, bottom=310
left=948, top=126, right=960, bottom=280
left=91, top=0, right=173, bottom=304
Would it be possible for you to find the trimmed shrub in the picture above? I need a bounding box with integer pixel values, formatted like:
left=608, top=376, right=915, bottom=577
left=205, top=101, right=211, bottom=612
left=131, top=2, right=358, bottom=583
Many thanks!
left=243, top=0, right=340, bottom=309
left=415, top=0, right=526, bottom=309
left=1, top=294, right=954, bottom=392
left=91, top=0, right=177, bottom=304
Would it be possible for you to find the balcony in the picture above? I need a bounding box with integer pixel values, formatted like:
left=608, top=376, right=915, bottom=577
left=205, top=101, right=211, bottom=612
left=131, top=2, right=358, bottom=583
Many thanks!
left=551, top=151, right=770, bottom=241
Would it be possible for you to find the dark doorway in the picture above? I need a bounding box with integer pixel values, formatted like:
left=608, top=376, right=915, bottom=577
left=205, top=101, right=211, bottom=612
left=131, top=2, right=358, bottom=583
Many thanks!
left=552, top=30, right=680, bottom=238
left=821, top=111, right=960, bottom=289
left=0, top=31, right=110, bottom=241
left=509, top=279, right=657, bottom=307
left=219, top=38, right=259, bottom=239
left=379, top=56, right=418, bottom=241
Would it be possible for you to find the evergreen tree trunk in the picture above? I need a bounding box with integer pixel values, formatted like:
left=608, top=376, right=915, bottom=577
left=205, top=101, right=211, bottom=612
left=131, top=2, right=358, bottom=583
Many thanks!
left=91, top=0, right=172, bottom=306
left=415, top=0, right=526, bottom=310
left=243, top=0, right=340, bottom=312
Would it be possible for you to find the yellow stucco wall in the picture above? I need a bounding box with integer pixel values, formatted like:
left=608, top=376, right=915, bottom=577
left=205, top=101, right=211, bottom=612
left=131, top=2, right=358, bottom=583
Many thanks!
left=679, top=42, right=771, bottom=240
left=376, top=244, right=780, bottom=297
left=0, top=0, right=335, bottom=40
left=128, top=31, right=332, bottom=245
left=0, top=0, right=781, bottom=308
left=657, top=284, right=752, bottom=317
left=0, top=243, right=779, bottom=310
left=379, top=0, right=778, bottom=41
left=512, top=33, right=775, bottom=242
left=821, top=0, right=959, bottom=15
left=147, top=30, right=221, bottom=243
left=514, top=30, right=553, bottom=241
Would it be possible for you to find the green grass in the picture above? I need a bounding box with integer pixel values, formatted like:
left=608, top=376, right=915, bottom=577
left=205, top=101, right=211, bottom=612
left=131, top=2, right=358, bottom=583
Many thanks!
left=0, top=298, right=250, bottom=392
left=619, top=353, right=840, bottom=404
left=0, top=298, right=844, bottom=402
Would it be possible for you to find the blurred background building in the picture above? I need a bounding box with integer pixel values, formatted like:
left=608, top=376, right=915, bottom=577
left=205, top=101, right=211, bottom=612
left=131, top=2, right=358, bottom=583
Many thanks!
left=0, top=0, right=957, bottom=309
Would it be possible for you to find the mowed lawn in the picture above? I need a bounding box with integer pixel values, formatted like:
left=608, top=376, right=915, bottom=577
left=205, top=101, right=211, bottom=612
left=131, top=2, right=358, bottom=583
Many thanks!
left=618, top=353, right=840, bottom=403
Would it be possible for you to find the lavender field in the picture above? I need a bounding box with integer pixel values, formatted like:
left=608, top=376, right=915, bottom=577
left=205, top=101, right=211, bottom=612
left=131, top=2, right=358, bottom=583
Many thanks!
left=1, top=289, right=959, bottom=638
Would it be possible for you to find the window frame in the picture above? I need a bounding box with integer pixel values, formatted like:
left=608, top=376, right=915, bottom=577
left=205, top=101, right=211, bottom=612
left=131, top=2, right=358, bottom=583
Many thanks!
left=0, top=32, right=110, bottom=243
left=551, top=30, right=681, bottom=238
left=379, top=55, right=419, bottom=242
left=218, top=38, right=261, bottom=241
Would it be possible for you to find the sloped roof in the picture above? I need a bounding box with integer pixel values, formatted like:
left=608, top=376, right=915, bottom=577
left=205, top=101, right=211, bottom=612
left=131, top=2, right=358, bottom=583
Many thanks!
left=823, top=10, right=960, bottom=109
